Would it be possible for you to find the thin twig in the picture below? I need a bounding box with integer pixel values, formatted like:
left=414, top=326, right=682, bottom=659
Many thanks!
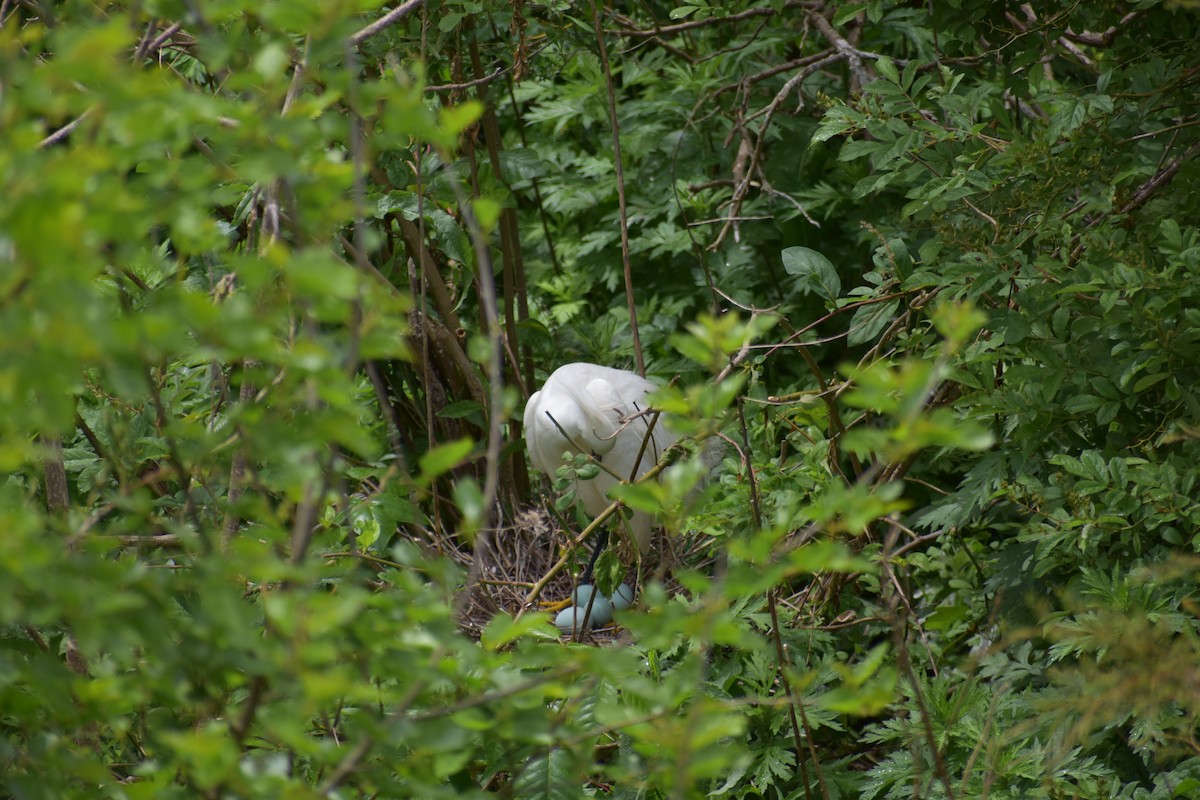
left=38, top=108, right=92, bottom=149
left=590, top=0, right=644, bottom=375
left=132, top=19, right=159, bottom=62
left=446, top=180, right=504, bottom=527
left=712, top=52, right=832, bottom=99
left=712, top=52, right=841, bottom=249
left=426, top=66, right=506, bottom=93
left=610, top=3, right=812, bottom=38
left=883, top=516, right=956, bottom=799
left=1070, top=139, right=1200, bottom=262
left=146, top=22, right=184, bottom=55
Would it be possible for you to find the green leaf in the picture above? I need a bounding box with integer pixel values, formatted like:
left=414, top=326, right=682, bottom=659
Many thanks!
left=418, top=437, right=474, bottom=482
left=480, top=612, right=559, bottom=650
left=784, top=539, right=875, bottom=574
left=781, top=246, right=841, bottom=301
left=875, top=56, right=899, bottom=84
left=439, top=100, right=484, bottom=137
left=513, top=749, right=576, bottom=800
left=437, top=400, right=485, bottom=420
left=453, top=476, right=485, bottom=543
left=472, top=196, right=502, bottom=233
left=819, top=667, right=897, bottom=715
left=608, top=481, right=663, bottom=515
left=847, top=299, right=899, bottom=345
left=925, top=604, right=969, bottom=631
left=833, top=2, right=871, bottom=25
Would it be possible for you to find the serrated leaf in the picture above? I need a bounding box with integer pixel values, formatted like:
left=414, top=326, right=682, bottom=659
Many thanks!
left=1064, top=394, right=1103, bottom=414
left=1049, top=454, right=1089, bottom=478
left=513, top=749, right=575, bottom=800
left=812, top=106, right=861, bottom=143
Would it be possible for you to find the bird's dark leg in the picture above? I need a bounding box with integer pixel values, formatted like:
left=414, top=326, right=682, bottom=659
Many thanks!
left=579, top=526, right=609, bottom=586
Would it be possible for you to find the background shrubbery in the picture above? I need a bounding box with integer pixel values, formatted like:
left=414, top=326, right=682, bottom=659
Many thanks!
left=2, top=1, right=1199, bottom=798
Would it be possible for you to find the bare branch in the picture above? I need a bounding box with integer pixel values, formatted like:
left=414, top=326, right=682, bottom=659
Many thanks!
left=809, top=11, right=872, bottom=90
left=349, top=0, right=426, bottom=46
left=611, top=4, right=788, bottom=38
left=38, top=108, right=92, bottom=149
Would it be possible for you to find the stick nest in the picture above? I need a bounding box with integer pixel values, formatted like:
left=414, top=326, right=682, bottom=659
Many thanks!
left=452, top=506, right=717, bottom=642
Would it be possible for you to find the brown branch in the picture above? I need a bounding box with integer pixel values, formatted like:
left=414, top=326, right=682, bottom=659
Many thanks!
left=221, top=376, right=255, bottom=548
left=1064, top=12, right=1138, bottom=47
left=288, top=451, right=333, bottom=566
left=38, top=108, right=92, bottom=149
left=467, top=24, right=527, bottom=506
left=146, top=22, right=184, bottom=56
left=1116, top=139, right=1200, bottom=217
left=132, top=19, right=158, bottom=62
left=712, top=51, right=836, bottom=99
left=1070, top=139, right=1200, bottom=262
left=102, top=533, right=184, bottom=548
left=808, top=11, right=872, bottom=91
left=74, top=411, right=119, bottom=485
left=349, top=0, right=427, bottom=45
left=441, top=176, right=503, bottom=528
left=590, top=0, right=643, bottom=375
left=40, top=435, right=70, bottom=514
left=231, top=675, right=268, bottom=746
left=610, top=2, right=815, bottom=38
left=881, top=519, right=956, bottom=800
left=426, top=67, right=506, bottom=93
left=711, top=52, right=841, bottom=249
left=392, top=215, right=466, bottom=333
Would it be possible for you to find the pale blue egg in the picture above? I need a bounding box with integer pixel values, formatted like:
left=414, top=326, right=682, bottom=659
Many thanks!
left=585, top=594, right=614, bottom=626
left=571, top=584, right=596, bottom=607
left=554, top=594, right=614, bottom=633
left=610, top=582, right=635, bottom=611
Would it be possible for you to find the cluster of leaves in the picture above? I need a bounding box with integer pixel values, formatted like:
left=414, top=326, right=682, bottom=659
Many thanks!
left=500, top=0, right=1200, bottom=796
left=1, top=0, right=1199, bottom=799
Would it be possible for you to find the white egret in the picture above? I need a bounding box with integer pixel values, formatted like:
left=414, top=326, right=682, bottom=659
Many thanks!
left=524, top=363, right=677, bottom=625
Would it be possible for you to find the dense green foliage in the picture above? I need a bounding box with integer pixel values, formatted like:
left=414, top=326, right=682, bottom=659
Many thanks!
left=2, top=0, right=1199, bottom=798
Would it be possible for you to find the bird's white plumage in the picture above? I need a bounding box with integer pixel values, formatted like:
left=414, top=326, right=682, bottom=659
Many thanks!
left=523, top=363, right=676, bottom=553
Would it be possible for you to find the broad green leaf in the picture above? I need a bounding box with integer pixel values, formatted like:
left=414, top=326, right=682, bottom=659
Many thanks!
left=513, top=750, right=576, bottom=800
left=847, top=298, right=899, bottom=345
left=781, top=246, right=841, bottom=301
left=418, top=437, right=474, bottom=481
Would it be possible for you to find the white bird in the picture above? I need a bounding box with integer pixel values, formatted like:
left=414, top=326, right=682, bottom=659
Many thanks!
left=524, top=363, right=677, bottom=557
